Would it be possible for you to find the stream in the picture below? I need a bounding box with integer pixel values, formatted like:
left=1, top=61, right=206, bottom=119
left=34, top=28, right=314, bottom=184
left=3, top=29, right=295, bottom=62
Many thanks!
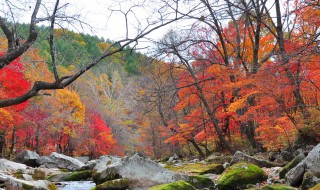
left=56, top=181, right=96, bottom=190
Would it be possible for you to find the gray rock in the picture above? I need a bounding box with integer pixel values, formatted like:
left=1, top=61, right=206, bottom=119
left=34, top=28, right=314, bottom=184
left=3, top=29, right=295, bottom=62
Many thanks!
left=294, top=145, right=315, bottom=157
left=48, top=173, right=71, bottom=182
left=50, top=152, right=84, bottom=171
left=305, top=143, right=320, bottom=177
left=93, top=156, right=121, bottom=173
left=0, top=159, right=27, bottom=173
left=301, top=172, right=320, bottom=190
left=93, top=178, right=129, bottom=190
left=285, top=160, right=306, bottom=186
left=37, top=152, right=84, bottom=171
left=21, top=174, right=33, bottom=181
left=189, top=159, right=200, bottom=163
left=223, top=162, right=230, bottom=169
left=231, top=151, right=279, bottom=168
left=205, top=154, right=232, bottom=164
left=5, top=176, right=55, bottom=190
left=93, top=153, right=187, bottom=189
left=36, top=156, right=57, bottom=169
left=75, top=156, right=89, bottom=164
left=81, top=160, right=98, bottom=170
left=167, top=154, right=179, bottom=163
left=285, top=143, right=320, bottom=187
left=279, top=154, right=305, bottom=179
left=268, top=151, right=281, bottom=162
left=280, top=150, right=294, bottom=162
left=13, top=150, right=40, bottom=167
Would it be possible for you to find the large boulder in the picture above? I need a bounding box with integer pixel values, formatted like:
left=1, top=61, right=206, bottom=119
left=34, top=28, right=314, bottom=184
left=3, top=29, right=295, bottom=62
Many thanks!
left=305, top=143, right=320, bottom=177
left=165, top=163, right=224, bottom=174
left=80, top=159, right=98, bottom=170
left=13, top=150, right=40, bottom=167
left=0, top=159, right=27, bottom=173
left=279, top=154, right=305, bottom=179
left=149, top=180, right=196, bottom=190
left=186, top=176, right=214, bottom=189
left=75, top=156, right=89, bottom=164
left=285, top=160, right=306, bottom=186
left=93, top=154, right=187, bottom=189
left=231, top=151, right=280, bottom=168
left=5, top=176, right=56, bottom=190
left=301, top=172, right=320, bottom=190
left=36, top=156, right=56, bottom=169
left=63, top=170, right=92, bottom=181
left=36, top=152, right=84, bottom=171
left=216, top=162, right=268, bottom=190
left=92, top=178, right=129, bottom=190
left=285, top=143, right=320, bottom=186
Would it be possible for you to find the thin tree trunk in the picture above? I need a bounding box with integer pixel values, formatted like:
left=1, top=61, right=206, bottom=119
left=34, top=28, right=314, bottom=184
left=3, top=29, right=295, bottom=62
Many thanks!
left=0, top=131, right=6, bottom=158
left=187, top=139, right=205, bottom=158
left=8, top=127, right=16, bottom=157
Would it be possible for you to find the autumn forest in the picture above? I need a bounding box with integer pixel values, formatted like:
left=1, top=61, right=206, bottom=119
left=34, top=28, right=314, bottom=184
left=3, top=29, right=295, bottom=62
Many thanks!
left=0, top=0, right=319, bottom=160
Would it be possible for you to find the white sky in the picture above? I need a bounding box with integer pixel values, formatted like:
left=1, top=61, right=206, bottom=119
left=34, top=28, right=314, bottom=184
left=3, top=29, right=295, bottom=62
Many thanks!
left=0, top=0, right=180, bottom=51
left=1, top=0, right=285, bottom=52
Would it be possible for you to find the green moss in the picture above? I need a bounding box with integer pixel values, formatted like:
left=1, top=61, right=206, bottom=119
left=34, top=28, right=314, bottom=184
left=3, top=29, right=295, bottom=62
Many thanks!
left=149, top=180, right=196, bottom=190
left=47, top=183, right=58, bottom=190
left=59, top=168, right=70, bottom=172
left=261, top=184, right=296, bottom=190
left=217, top=162, right=268, bottom=190
left=64, top=170, right=92, bottom=181
left=32, top=169, right=46, bottom=180
left=310, top=183, right=320, bottom=190
left=47, top=174, right=57, bottom=181
left=94, top=178, right=129, bottom=190
left=301, top=172, right=319, bottom=190
left=279, top=154, right=305, bottom=179
left=14, top=170, right=25, bottom=179
left=186, top=176, right=214, bottom=189
left=165, top=163, right=224, bottom=174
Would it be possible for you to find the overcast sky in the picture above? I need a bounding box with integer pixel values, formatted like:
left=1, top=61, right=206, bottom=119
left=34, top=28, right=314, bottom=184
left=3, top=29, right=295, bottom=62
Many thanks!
left=0, top=0, right=284, bottom=52
left=0, top=0, right=180, bottom=51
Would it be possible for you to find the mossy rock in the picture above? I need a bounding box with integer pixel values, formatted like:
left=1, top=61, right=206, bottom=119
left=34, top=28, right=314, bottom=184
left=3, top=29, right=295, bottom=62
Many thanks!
left=32, top=169, right=46, bottom=180
left=301, top=172, right=320, bottom=190
left=47, top=183, right=58, bottom=190
left=149, top=180, right=196, bottom=190
left=59, top=168, right=70, bottom=172
left=206, top=154, right=233, bottom=164
left=261, top=184, right=296, bottom=190
left=14, top=170, right=25, bottom=179
left=217, top=162, right=268, bottom=190
left=279, top=154, right=305, bottom=179
left=186, top=175, right=214, bottom=189
left=90, top=178, right=129, bottom=190
left=64, top=170, right=92, bottom=181
left=92, top=167, right=121, bottom=185
left=165, top=163, right=224, bottom=174
left=310, top=183, right=320, bottom=190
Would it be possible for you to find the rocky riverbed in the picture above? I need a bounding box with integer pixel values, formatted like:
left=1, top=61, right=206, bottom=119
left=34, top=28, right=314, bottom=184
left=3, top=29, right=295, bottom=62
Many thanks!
left=0, top=143, right=319, bottom=190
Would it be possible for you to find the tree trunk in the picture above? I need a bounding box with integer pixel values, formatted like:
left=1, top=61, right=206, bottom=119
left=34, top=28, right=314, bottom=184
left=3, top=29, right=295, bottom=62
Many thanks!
left=187, top=139, right=205, bottom=158
left=0, top=131, right=6, bottom=157
left=8, top=127, right=16, bottom=157
left=35, top=124, right=40, bottom=153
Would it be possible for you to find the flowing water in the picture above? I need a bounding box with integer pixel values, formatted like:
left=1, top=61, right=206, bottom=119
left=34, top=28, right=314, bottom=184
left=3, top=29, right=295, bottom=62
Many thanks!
left=56, top=181, right=96, bottom=190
